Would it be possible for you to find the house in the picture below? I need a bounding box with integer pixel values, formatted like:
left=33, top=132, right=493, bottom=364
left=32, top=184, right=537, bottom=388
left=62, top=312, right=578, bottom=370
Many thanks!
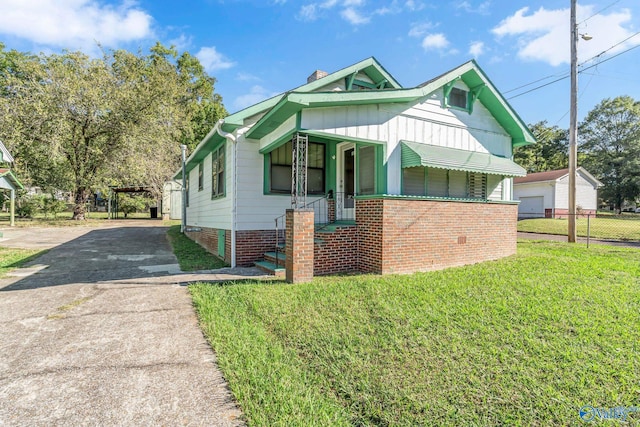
left=513, top=167, right=603, bottom=219
left=175, top=57, right=534, bottom=276
left=0, top=140, right=23, bottom=227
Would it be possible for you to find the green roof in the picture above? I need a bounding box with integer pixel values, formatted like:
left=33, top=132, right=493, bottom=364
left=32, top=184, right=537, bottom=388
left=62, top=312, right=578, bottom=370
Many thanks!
left=0, top=169, right=24, bottom=190
left=400, top=141, right=526, bottom=177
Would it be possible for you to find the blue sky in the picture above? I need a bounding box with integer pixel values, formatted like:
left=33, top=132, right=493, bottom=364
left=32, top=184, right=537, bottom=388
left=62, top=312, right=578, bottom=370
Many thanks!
left=1, top=0, right=639, bottom=129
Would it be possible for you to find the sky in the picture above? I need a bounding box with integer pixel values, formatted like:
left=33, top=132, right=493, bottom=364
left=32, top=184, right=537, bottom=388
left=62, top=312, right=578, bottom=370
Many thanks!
left=0, top=0, right=639, bottom=129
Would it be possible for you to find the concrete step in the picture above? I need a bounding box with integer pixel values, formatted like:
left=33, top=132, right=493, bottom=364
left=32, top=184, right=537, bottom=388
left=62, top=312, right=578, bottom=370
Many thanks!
left=264, top=251, right=286, bottom=267
left=254, top=260, right=285, bottom=277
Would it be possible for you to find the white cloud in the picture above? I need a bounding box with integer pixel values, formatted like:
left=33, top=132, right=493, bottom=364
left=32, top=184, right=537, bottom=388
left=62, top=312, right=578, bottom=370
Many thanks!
left=408, top=22, right=435, bottom=38
left=341, top=7, right=370, bottom=25
left=421, top=33, right=449, bottom=50
left=195, top=46, right=235, bottom=73
left=233, top=85, right=279, bottom=111
left=405, top=0, right=425, bottom=12
left=236, top=72, right=261, bottom=82
left=492, top=6, right=640, bottom=66
left=0, top=0, right=153, bottom=51
left=469, top=41, right=485, bottom=57
left=455, top=1, right=491, bottom=15
left=298, top=4, right=318, bottom=21
left=169, top=34, right=192, bottom=52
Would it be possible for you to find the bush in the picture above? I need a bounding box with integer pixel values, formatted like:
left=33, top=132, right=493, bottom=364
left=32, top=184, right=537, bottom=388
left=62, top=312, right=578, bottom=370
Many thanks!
left=16, top=194, right=44, bottom=218
left=42, top=197, right=68, bottom=218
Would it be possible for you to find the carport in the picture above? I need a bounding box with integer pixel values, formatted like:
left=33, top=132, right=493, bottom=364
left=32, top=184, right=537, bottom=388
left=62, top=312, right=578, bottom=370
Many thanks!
left=107, top=186, right=157, bottom=219
left=0, top=169, right=23, bottom=227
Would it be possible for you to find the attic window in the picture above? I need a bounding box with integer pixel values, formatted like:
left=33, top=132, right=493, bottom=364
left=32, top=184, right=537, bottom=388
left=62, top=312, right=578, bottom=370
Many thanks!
left=449, top=88, right=468, bottom=109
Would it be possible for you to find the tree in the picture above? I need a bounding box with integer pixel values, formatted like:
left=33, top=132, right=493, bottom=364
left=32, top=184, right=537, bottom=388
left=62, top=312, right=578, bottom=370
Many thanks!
left=117, top=193, right=150, bottom=218
left=514, top=121, right=568, bottom=173
left=579, top=96, right=640, bottom=212
left=0, top=43, right=226, bottom=220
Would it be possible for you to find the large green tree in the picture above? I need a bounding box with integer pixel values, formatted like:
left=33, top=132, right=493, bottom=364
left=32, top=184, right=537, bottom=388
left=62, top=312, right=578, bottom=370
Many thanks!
left=579, top=96, right=640, bottom=212
left=514, top=121, right=568, bottom=173
left=0, top=43, right=226, bottom=219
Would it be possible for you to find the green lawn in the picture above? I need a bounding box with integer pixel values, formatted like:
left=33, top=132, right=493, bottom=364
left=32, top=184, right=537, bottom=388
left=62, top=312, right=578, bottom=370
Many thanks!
left=0, top=212, right=177, bottom=228
left=190, top=241, right=640, bottom=426
left=518, top=216, right=640, bottom=241
left=166, top=225, right=227, bottom=271
left=0, top=247, right=44, bottom=278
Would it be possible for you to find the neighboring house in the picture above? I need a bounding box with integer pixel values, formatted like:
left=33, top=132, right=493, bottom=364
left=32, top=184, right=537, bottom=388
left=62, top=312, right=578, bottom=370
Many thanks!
left=175, top=57, right=534, bottom=275
left=0, top=140, right=23, bottom=227
left=513, top=167, right=603, bottom=219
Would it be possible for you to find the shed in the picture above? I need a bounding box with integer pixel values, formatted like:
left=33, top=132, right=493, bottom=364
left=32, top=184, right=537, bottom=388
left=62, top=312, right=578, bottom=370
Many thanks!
left=513, top=167, right=603, bottom=218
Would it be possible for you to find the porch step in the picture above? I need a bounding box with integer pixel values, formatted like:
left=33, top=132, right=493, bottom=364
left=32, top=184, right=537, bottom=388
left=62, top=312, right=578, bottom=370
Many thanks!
left=254, top=260, right=285, bottom=277
left=264, top=251, right=286, bottom=267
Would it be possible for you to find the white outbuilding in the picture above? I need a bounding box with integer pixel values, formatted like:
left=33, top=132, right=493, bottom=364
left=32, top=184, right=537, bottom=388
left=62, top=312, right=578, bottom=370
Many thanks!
left=513, top=167, right=603, bottom=218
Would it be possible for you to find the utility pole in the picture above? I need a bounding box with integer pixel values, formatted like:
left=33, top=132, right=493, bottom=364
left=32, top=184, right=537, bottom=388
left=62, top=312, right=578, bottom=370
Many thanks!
left=181, top=144, right=187, bottom=233
left=568, top=0, right=578, bottom=243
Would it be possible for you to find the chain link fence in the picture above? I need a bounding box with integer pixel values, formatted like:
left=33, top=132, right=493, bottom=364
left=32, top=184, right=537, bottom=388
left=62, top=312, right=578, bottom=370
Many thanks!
left=517, top=213, right=640, bottom=247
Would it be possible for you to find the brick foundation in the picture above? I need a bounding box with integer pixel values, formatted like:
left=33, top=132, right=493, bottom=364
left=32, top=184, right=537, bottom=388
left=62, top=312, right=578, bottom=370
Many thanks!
left=553, top=208, right=596, bottom=219
left=357, top=198, right=519, bottom=274
left=185, top=198, right=519, bottom=276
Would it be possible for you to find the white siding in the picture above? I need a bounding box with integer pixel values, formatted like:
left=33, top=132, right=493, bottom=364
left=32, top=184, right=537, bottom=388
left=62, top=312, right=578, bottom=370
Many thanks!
left=185, top=143, right=232, bottom=229
left=300, top=86, right=513, bottom=196
left=513, top=181, right=555, bottom=216
left=487, top=175, right=504, bottom=201
left=449, top=170, right=467, bottom=198
left=555, top=172, right=599, bottom=210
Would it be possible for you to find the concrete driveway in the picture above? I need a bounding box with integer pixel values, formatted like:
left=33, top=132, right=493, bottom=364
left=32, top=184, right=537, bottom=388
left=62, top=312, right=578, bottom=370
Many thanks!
left=0, top=222, right=257, bottom=426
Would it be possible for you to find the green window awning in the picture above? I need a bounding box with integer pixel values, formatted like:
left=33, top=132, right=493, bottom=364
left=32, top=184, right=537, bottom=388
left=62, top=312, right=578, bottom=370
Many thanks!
left=400, top=140, right=526, bottom=177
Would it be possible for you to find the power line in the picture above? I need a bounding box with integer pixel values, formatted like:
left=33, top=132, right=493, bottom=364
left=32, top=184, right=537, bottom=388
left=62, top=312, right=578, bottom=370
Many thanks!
left=578, top=0, right=622, bottom=25
left=507, top=36, right=640, bottom=100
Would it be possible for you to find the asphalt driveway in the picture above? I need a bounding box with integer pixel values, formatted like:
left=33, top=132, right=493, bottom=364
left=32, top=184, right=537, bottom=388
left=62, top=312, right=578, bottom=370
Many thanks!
left=0, top=222, right=250, bottom=426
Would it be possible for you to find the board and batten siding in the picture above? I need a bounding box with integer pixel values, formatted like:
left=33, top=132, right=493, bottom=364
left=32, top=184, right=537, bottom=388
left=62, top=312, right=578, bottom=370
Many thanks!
left=185, top=143, right=232, bottom=230
left=301, top=85, right=513, bottom=196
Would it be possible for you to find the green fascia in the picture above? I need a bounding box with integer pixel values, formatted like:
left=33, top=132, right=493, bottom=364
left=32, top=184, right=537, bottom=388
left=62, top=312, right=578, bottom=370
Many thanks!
left=258, top=128, right=297, bottom=154
left=302, top=130, right=386, bottom=147
left=175, top=132, right=225, bottom=179
left=0, top=169, right=24, bottom=190
left=224, top=56, right=402, bottom=131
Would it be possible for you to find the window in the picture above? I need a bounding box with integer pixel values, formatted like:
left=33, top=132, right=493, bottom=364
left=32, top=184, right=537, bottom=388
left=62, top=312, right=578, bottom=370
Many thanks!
left=449, top=87, right=468, bottom=109
left=270, top=141, right=325, bottom=194
left=401, top=167, right=488, bottom=199
left=211, top=145, right=225, bottom=199
left=198, top=162, right=203, bottom=191
left=358, top=145, right=376, bottom=195
left=468, top=173, right=487, bottom=199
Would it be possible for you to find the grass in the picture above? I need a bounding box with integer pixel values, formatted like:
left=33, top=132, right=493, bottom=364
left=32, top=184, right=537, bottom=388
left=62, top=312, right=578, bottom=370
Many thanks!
left=0, top=247, right=44, bottom=278
left=518, top=216, right=640, bottom=241
left=166, top=225, right=227, bottom=271
left=0, top=212, right=178, bottom=228
left=190, top=241, right=640, bottom=426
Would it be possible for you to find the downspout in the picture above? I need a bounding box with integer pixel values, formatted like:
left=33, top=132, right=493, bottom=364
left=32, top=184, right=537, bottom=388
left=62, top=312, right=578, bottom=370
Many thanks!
left=215, top=119, right=238, bottom=268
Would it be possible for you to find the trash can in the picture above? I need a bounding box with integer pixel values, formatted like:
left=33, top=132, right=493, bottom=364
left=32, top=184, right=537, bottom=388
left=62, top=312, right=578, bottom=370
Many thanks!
left=150, top=207, right=158, bottom=219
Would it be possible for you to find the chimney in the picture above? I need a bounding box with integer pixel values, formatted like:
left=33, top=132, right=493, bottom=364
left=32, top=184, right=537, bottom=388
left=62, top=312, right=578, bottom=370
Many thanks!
left=307, top=70, right=328, bottom=83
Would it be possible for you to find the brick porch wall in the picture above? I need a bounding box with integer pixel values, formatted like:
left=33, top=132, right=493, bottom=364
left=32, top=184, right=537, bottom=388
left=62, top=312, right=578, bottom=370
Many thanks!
left=185, top=227, right=222, bottom=259
left=357, top=198, right=519, bottom=275
left=314, top=226, right=358, bottom=275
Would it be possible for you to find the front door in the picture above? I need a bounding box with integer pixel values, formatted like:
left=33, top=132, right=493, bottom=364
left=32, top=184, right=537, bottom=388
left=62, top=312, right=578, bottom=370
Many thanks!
left=337, top=143, right=355, bottom=220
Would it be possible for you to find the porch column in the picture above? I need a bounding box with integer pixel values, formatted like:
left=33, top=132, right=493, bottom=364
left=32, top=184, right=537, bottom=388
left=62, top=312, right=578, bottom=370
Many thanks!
left=10, top=188, right=15, bottom=227
left=285, top=209, right=314, bottom=283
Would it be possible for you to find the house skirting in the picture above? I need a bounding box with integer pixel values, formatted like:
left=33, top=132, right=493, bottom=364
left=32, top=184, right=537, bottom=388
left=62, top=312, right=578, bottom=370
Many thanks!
left=185, top=197, right=519, bottom=274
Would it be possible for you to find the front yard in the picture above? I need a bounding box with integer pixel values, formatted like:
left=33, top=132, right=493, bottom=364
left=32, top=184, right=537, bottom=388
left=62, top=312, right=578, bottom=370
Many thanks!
left=190, top=241, right=640, bottom=426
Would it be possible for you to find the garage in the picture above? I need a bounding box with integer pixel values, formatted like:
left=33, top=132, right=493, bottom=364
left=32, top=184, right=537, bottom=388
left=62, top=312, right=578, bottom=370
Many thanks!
left=518, top=196, right=544, bottom=218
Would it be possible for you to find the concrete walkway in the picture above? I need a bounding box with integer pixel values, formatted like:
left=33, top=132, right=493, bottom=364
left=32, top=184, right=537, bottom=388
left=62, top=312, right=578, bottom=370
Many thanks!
left=0, top=222, right=264, bottom=426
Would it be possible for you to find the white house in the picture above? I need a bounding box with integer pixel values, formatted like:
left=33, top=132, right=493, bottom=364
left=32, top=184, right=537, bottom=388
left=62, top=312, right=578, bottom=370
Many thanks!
left=175, top=57, right=534, bottom=275
left=513, top=167, right=603, bottom=218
